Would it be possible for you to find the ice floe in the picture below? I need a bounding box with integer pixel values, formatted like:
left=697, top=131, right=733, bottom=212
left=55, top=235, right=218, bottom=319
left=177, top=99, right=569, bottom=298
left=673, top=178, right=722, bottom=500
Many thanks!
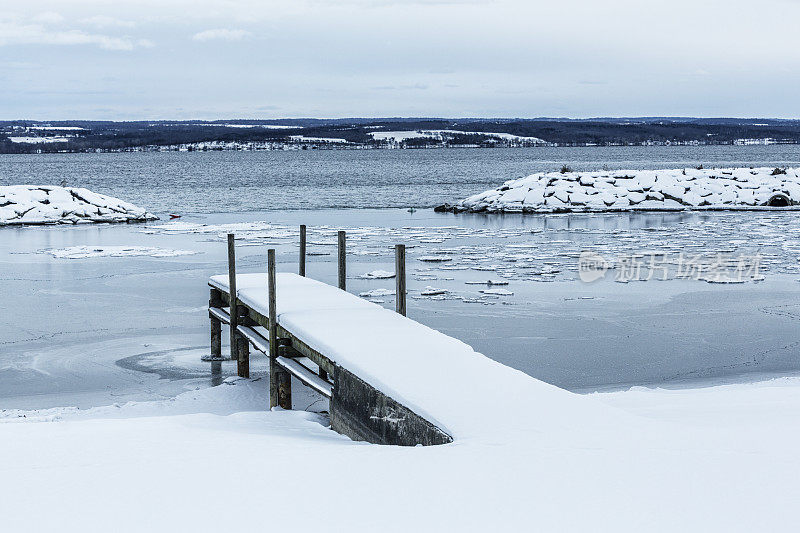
left=479, top=288, right=514, bottom=295
left=0, top=185, right=157, bottom=226
left=139, top=215, right=800, bottom=287
left=44, top=246, right=199, bottom=259
left=359, top=288, right=396, bottom=298
left=359, top=269, right=396, bottom=279
left=420, top=286, right=448, bottom=296
left=440, top=167, right=800, bottom=213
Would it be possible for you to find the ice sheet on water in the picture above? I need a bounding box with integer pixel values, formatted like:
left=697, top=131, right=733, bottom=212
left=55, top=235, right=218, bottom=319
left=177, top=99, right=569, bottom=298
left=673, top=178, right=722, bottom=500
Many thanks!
left=44, top=246, right=200, bottom=259
left=140, top=212, right=800, bottom=288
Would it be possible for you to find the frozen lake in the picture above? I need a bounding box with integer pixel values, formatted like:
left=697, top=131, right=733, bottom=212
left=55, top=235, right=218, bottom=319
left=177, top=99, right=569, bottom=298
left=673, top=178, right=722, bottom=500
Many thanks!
left=3, top=146, right=800, bottom=409
left=3, top=207, right=800, bottom=409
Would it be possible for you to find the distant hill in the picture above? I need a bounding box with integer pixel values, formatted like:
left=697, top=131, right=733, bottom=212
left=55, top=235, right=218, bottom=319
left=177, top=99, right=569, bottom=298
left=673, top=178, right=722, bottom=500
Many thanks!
left=2, top=117, right=799, bottom=153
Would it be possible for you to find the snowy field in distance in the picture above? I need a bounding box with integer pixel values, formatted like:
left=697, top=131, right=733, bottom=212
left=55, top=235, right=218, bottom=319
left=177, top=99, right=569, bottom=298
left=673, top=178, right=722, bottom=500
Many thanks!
left=8, top=136, right=71, bottom=143
left=369, top=129, right=547, bottom=144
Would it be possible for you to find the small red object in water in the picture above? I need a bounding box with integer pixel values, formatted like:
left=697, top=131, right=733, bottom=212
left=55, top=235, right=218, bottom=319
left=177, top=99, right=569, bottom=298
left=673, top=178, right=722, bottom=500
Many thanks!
left=169, top=214, right=181, bottom=219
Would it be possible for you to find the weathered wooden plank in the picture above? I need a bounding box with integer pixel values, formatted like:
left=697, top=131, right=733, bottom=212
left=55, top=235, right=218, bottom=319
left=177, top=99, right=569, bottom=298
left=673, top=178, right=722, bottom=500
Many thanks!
left=208, top=306, right=230, bottom=325
left=395, top=244, right=406, bottom=316
left=236, top=335, right=250, bottom=378
left=276, top=356, right=332, bottom=398
left=209, top=288, right=223, bottom=358
left=210, top=319, right=221, bottom=358
left=330, top=366, right=452, bottom=446
left=227, top=233, right=238, bottom=361
left=275, top=344, right=293, bottom=409
left=268, top=248, right=280, bottom=408
left=338, top=230, right=346, bottom=291
left=299, top=224, right=306, bottom=277
left=236, top=325, right=269, bottom=353
left=232, top=301, right=335, bottom=376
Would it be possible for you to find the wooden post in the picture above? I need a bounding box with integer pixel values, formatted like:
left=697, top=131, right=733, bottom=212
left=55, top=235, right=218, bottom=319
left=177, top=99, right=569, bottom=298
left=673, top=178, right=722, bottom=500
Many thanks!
left=209, top=288, right=222, bottom=359
left=338, top=230, right=346, bottom=291
left=299, top=224, right=307, bottom=277
left=268, top=248, right=279, bottom=408
left=395, top=244, right=406, bottom=316
left=276, top=343, right=293, bottom=409
left=236, top=334, right=250, bottom=378
left=227, top=234, right=238, bottom=361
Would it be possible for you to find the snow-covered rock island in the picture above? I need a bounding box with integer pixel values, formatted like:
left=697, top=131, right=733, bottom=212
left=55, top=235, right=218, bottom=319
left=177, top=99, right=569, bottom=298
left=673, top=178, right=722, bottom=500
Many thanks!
left=0, top=185, right=157, bottom=226
left=437, top=167, right=800, bottom=213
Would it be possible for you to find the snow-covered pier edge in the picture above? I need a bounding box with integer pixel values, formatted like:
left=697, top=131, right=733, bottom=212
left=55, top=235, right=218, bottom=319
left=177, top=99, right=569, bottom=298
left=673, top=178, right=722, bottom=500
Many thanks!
left=0, top=185, right=157, bottom=226
left=436, top=166, right=800, bottom=213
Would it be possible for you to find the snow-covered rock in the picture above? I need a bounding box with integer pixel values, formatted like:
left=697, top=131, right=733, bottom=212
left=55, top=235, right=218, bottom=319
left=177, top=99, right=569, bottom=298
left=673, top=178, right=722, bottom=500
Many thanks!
left=440, top=167, right=800, bottom=213
left=0, top=185, right=157, bottom=226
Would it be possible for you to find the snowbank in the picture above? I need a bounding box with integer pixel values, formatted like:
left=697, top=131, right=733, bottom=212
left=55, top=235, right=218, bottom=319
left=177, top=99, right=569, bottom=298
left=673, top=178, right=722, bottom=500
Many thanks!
left=440, top=167, right=800, bottom=213
left=0, top=185, right=157, bottom=226
left=4, top=374, right=800, bottom=531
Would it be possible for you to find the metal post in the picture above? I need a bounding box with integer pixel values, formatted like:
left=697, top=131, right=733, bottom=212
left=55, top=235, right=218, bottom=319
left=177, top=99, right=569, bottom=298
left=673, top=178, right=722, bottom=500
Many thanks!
left=338, top=230, right=346, bottom=291
left=395, top=244, right=406, bottom=316
left=227, top=234, right=238, bottom=361
left=268, top=248, right=279, bottom=408
left=299, top=224, right=307, bottom=277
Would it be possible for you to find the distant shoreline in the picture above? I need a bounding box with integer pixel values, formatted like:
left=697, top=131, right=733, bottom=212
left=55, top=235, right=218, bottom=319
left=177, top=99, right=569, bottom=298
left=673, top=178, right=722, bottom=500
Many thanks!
left=4, top=117, right=800, bottom=154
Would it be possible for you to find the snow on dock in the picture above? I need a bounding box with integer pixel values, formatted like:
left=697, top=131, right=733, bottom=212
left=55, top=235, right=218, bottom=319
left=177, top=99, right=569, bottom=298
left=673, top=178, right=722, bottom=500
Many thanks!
left=439, top=167, right=800, bottom=213
left=209, top=271, right=595, bottom=443
left=0, top=185, right=157, bottom=226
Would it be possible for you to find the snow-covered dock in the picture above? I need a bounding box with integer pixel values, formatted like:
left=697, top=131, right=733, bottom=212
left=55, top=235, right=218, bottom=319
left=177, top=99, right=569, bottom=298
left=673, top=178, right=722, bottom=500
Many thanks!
left=438, top=167, right=800, bottom=213
left=208, top=233, right=585, bottom=445
left=0, top=185, right=157, bottom=225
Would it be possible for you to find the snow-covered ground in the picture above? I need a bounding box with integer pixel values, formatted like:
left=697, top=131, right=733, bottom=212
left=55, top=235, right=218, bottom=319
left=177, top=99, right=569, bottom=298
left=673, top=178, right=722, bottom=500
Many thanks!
left=0, top=185, right=157, bottom=225
left=3, top=373, right=800, bottom=531
left=449, top=167, right=800, bottom=212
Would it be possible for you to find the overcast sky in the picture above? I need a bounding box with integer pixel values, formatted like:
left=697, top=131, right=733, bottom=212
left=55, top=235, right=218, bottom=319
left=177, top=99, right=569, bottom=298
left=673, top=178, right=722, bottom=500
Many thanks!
left=2, top=0, right=799, bottom=120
